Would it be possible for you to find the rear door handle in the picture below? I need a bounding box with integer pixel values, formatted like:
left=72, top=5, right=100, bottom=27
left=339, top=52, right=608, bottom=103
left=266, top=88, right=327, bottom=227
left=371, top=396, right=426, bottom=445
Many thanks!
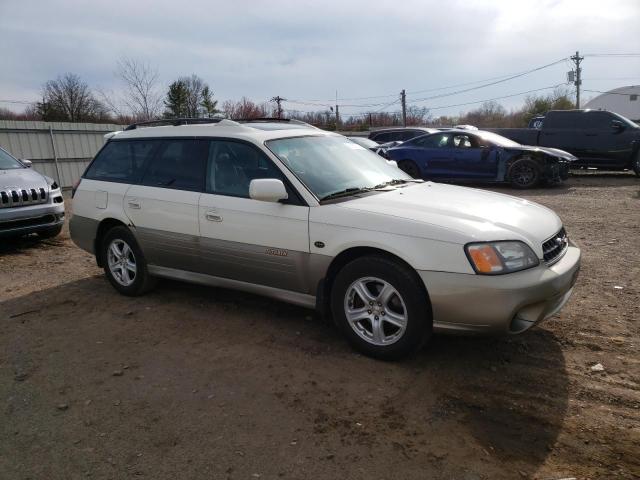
left=206, top=211, right=223, bottom=222
left=127, top=200, right=141, bottom=209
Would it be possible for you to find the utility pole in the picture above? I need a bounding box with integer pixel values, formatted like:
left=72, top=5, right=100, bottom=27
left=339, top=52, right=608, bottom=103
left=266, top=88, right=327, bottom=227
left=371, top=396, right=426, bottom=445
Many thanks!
left=335, top=90, right=340, bottom=130
left=271, top=96, right=285, bottom=118
left=570, top=51, right=583, bottom=108
left=369, top=112, right=373, bottom=128
left=401, top=89, right=407, bottom=127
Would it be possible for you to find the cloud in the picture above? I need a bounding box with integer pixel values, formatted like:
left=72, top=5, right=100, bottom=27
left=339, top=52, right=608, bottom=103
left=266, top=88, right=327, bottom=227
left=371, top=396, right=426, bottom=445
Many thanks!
left=1, top=0, right=638, bottom=116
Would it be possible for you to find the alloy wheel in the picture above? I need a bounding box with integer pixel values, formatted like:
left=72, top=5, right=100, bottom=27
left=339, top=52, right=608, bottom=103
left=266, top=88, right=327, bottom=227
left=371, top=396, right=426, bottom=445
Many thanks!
left=107, top=239, right=137, bottom=287
left=343, top=276, right=408, bottom=346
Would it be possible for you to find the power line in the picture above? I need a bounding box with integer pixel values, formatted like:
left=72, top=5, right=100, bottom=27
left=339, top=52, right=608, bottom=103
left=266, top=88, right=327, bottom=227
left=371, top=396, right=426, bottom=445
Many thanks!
left=583, top=53, right=640, bottom=57
left=0, top=99, right=34, bottom=104
left=409, top=59, right=567, bottom=103
left=287, top=57, right=569, bottom=106
left=410, top=83, right=566, bottom=111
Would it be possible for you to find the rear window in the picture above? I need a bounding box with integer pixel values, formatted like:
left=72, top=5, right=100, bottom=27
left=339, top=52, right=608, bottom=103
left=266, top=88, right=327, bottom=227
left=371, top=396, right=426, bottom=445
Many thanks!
left=84, top=140, right=157, bottom=183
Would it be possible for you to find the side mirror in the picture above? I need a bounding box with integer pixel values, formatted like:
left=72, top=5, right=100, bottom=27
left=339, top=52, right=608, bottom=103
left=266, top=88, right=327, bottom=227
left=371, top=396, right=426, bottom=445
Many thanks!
left=249, top=178, right=288, bottom=203
left=21, top=159, right=32, bottom=168
left=611, top=120, right=625, bottom=132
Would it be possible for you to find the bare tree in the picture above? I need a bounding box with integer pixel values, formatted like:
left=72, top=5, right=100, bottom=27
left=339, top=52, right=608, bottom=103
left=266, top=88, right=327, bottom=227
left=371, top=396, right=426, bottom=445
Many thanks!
left=38, top=73, right=109, bottom=122
left=109, top=57, right=162, bottom=121
left=222, top=97, right=269, bottom=119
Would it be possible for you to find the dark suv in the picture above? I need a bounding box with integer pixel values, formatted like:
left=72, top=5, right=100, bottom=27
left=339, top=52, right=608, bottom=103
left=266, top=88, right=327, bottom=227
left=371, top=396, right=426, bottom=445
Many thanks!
left=368, top=127, right=438, bottom=143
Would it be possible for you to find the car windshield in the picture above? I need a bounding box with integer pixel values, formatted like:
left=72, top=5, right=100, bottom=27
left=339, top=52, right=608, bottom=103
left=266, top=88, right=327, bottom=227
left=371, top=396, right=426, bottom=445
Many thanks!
left=266, top=135, right=410, bottom=200
left=0, top=147, right=24, bottom=169
left=612, top=112, right=640, bottom=129
left=475, top=131, right=521, bottom=148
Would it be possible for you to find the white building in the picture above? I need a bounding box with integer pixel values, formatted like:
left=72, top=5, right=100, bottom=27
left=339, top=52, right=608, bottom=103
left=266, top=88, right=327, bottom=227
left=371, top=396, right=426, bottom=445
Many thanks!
left=584, top=85, right=640, bottom=121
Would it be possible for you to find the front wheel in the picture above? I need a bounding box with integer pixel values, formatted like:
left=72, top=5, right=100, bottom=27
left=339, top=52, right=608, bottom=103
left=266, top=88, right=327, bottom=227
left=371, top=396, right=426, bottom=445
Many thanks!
left=101, top=226, right=156, bottom=296
left=398, top=160, right=421, bottom=179
left=507, top=157, right=541, bottom=189
left=331, top=256, right=431, bottom=360
left=633, top=152, right=640, bottom=177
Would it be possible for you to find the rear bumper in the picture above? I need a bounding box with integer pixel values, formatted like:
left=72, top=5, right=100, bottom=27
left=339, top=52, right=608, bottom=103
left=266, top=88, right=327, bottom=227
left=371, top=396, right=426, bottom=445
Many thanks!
left=418, top=246, right=581, bottom=334
left=0, top=202, right=65, bottom=237
left=69, top=214, right=100, bottom=254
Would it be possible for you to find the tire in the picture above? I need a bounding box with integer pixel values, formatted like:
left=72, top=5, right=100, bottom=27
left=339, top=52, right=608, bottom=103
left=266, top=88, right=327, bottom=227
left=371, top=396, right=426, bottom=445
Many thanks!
left=398, top=160, right=421, bottom=179
left=101, top=226, right=156, bottom=296
left=507, top=157, right=541, bottom=189
left=633, top=152, right=640, bottom=177
left=330, top=255, right=432, bottom=360
left=37, top=225, right=63, bottom=239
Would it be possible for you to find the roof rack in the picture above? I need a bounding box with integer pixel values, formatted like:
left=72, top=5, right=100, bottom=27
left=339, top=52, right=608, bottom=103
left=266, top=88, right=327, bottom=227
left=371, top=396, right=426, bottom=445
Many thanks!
left=124, top=118, right=224, bottom=131
left=233, top=118, right=312, bottom=126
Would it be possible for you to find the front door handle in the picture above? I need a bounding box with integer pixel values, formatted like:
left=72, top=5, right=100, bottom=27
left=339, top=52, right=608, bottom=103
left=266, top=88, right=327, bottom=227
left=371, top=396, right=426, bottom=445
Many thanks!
left=128, top=200, right=141, bottom=209
left=205, top=211, right=223, bottom=222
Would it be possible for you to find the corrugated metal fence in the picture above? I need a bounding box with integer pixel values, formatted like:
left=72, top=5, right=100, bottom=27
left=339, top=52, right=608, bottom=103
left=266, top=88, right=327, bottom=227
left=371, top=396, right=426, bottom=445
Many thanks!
left=0, top=121, right=124, bottom=188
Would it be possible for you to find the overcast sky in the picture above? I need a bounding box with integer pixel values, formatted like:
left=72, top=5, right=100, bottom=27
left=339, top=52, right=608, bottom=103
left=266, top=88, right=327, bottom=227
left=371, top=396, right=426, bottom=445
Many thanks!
left=1, top=0, right=639, bottom=118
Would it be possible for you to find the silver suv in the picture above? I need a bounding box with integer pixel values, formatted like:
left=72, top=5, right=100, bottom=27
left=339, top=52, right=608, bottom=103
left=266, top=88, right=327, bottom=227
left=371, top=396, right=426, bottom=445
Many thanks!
left=0, top=146, right=65, bottom=239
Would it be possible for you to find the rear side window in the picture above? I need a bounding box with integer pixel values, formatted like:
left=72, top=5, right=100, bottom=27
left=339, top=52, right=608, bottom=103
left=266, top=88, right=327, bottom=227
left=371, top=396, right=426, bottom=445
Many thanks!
left=85, top=140, right=156, bottom=183
left=141, top=139, right=208, bottom=191
left=543, top=112, right=575, bottom=129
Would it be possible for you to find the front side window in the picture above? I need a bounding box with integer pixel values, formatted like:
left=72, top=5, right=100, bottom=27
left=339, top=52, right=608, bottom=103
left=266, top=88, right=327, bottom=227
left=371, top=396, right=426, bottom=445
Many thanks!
left=453, top=134, right=477, bottom=148
left=0, top=147, right=23, bottom=170
left=85, top=140, right=157, bottom=183
left=266, top=135, right=410, bottom=200
left=206, top=140, right=285, bottom=198
left=415, top=133, right=451, bottom=148
left=141, top=139, right=208, bottom=191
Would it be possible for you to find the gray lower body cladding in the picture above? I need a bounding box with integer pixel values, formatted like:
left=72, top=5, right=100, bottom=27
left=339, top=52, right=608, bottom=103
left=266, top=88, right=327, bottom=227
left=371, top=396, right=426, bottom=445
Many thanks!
left=70, top=216, right=332, bottom=297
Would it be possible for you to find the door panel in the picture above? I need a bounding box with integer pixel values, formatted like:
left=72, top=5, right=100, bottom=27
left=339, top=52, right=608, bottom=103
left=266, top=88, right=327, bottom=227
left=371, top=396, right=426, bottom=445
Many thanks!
left=198, top=194, right=310, bottom=292
left=198, top=139, right=311, bottom=293
left=124, top=138, right=208, bottom=271
left=450, top=134, right=498, bottom=179
left=125, top=185, right=201, bottom=271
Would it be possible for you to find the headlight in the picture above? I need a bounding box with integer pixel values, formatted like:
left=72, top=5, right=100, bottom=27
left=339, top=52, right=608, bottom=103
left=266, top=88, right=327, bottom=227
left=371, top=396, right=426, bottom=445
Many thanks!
left=44, top=175, right=59, bottom=190
left=465, top=241, right=539, bottom=275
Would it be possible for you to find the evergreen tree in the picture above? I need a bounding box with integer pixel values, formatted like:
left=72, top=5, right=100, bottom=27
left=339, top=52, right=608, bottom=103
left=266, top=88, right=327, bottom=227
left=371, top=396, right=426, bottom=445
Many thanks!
left=163, top=80, right=189, bottom=118
left=200, top=86, right=219, bottom=118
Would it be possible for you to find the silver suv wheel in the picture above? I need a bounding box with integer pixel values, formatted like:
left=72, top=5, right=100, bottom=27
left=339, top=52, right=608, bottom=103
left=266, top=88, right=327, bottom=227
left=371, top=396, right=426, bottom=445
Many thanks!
left=107, top=239, right=137, bottom=287
left=343, top=276, right=408, bottom=346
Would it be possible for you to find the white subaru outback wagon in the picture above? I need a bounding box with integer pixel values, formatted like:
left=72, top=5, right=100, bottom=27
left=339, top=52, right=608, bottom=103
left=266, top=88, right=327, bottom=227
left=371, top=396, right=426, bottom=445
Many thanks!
left=70, top=118, right=580, bottom=359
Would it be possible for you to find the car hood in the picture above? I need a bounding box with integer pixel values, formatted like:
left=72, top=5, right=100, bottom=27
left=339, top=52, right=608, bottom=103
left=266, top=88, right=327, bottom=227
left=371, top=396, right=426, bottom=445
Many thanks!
left=336, top=182, right=562, bottom=248
left=0, top=167, right=48, bottom=188
left=506, top=145, right=577, bottom=161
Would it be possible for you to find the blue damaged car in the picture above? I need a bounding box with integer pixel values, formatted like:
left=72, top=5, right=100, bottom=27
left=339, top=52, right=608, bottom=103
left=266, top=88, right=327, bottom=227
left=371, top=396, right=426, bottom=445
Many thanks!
left=386, top=129, right=576, bottom=189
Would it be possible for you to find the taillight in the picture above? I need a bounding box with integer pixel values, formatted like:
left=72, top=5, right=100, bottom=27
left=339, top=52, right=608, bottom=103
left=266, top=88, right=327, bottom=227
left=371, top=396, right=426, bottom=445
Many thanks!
left=71, top=179, right=81, bottom=198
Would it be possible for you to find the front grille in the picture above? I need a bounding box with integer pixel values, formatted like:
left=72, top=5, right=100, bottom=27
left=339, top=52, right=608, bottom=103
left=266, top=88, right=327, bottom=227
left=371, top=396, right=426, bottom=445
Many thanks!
left=0, top=214, right=57, bottom=232
left=0, top=186, right=48, bottom=208
left=542, top=227, right=569, bottom=265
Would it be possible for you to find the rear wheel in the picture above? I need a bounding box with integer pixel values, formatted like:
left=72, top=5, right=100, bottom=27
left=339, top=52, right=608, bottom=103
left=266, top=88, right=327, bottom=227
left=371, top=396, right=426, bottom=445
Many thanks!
left=101, top=226, right=156, bottom=296
left=398, top=160, right=421, bottom=179
left=508, top=157, right=541, bottom=189
left=331, top=256, right=431, bottom=360
left=633, top=152, right=640, bottom=177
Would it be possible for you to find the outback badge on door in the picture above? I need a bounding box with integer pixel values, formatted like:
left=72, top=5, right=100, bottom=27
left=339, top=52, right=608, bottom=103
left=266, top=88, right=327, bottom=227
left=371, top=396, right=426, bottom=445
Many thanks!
left=266, top=248, right=288, bottom=257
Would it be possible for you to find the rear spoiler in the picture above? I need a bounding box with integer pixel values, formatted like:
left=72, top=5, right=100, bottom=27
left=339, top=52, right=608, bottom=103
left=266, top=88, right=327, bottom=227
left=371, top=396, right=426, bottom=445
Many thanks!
left=103, top=131, right=122, bottom=141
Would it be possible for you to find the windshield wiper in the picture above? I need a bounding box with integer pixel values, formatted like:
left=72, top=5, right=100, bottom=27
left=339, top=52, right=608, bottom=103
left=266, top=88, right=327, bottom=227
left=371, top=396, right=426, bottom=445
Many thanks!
left=319, top=187, right=374, bottom=201
left=372, top=178, right=424, bottom=188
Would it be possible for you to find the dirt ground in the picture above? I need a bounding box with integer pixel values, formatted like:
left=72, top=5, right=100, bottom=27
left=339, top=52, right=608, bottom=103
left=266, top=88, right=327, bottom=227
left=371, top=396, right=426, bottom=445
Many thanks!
left=1, top=173, right=638, bottom=480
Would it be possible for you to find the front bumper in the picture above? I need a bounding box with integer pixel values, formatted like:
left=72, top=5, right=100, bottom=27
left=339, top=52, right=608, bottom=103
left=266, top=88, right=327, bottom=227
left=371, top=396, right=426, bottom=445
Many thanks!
left=418, top=246, right=581, bottom=334
left=0, top=201, right=65, bottom=237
